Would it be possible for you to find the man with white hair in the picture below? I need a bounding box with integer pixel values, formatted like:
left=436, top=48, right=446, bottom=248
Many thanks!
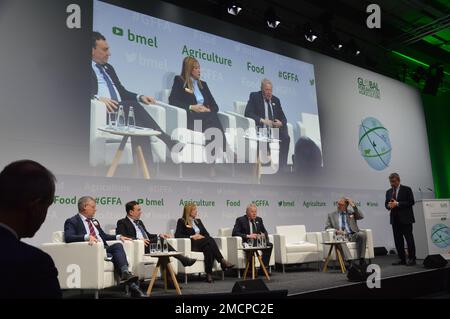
left=325, top=197, right=367, bottom=266
left=232, top=203, right=273, bottom=270
left=244, top=78, right=290, bottom=169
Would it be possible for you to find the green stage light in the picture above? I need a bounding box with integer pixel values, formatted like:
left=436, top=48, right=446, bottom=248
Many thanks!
left=391, top=51, right=450, bottom=76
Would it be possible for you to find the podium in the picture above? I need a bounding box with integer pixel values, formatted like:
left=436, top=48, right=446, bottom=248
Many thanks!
left=414, top=199, right=450, bottom=260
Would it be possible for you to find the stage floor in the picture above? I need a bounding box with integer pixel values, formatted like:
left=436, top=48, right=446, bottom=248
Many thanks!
left=62, top=255, right=450, bottom=298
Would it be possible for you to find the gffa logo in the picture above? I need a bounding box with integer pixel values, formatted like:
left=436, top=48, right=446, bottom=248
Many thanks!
left=278, top=71, right=299, bottom=82
left=252, top=200, right=269, bottom=207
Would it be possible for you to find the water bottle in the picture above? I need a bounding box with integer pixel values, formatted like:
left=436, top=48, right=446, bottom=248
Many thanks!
left=127, top=106, right=135, bottom=131
left=156, top=235, right=161, bottom=252
left=257, top=235, right=262, bottom=248
left=162, top=238, right=168, bottom=253
left=261, top=234, right=266, bottom=248
left=117, top=105, right=126, bottom=130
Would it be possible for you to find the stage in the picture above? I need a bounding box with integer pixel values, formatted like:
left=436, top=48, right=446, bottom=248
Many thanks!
left=62, top=255, right=450, bottom=299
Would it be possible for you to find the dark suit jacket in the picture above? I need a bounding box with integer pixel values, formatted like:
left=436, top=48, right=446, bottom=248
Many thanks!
left=116, top=217, right=158, bottom=242
left=175, top=218, right=210, bottom=238
left=64, top=214, right=116, bottom=245
left=168, top=76, right=219, bottom=130
left=244, top=91, right=287, bottom=129
left=232, top=215, right=269, bottom=241
left=0, top=226, right=61, bottom=298
left=385, top=185, right=415, bottom=224
left=91, top=62, right=138, bottom=102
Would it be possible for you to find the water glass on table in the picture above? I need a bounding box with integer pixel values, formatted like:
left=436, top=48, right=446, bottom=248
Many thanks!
left=108, top=111, right=117, bottom=128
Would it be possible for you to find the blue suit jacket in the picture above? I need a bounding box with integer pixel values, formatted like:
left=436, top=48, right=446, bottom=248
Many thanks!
left=0, top=226, right=61, bottom=298
left=64, top=214, right=116, bottom=245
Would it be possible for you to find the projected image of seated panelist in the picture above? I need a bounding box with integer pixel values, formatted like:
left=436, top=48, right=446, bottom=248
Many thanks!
left=168, top=56, right=232, bottom=159
left=91, top=31, right=182, bottom=165
left=244, top=79, right=290, bottom=169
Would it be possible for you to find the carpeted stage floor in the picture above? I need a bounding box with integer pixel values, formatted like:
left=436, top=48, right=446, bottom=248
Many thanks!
left=62, top=255, right=450, bottom=298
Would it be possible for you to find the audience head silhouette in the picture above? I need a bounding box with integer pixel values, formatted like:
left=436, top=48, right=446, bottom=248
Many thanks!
left=0, top=160, right=56, bottom=238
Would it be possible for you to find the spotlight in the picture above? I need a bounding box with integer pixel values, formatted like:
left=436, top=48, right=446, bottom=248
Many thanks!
left=347, top=39, right=361, bottom=56
left=226, top=1, right=242, bottom=16
left=329, top=32, right=343, bottom=50
left=303, top=23, right=318, bottom=42
left=265, top=8, right=280, bottom=29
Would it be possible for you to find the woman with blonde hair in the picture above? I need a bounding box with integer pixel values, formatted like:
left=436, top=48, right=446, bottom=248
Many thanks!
left=175, top=203, right=233, bottom=283
left=169, top=56, right=229, bottom=157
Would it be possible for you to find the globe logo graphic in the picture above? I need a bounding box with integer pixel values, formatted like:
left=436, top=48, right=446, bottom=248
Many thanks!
left=358, top=117, right=392, bottom=171
left=431, top=224, right=450, bottom=248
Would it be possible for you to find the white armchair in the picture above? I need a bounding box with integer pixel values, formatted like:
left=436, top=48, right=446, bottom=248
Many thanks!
left=294, top=112, right=322, bottom=153
left=218, top=227, right=275, bottom=277
left=321, top=229, right=374, bottom=262
left=226, top=101, right=257, bottom=163
left=170, top=235, right=228, bottom=283
left=273, top=225, right=323, bottom=273
left=171, top=238, right=205, bottom=284
left=40, top=231, right=134, bottom=298
left=89, top=99, right=167, bottom=167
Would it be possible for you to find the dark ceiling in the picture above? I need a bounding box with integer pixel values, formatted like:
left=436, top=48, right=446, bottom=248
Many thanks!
left=115, top=0, right=450, bottom=94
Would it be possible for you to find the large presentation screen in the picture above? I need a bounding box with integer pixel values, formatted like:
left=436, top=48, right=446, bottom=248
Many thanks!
left=91, top=0, right=322, bottom=184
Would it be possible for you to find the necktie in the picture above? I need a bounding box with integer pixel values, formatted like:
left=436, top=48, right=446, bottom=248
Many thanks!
left=265, top=99, right=274, bottom=121
left=134, top=220, right=149, bottom=240
left=96, top=64, right=119, bottom=101
left=251, top=219, right=258, bottom=234
left=340, top=213, right=346, bottom=231
left=86, top=218, right=97, bottom=239
left=392, top=187, right=397, bottom=200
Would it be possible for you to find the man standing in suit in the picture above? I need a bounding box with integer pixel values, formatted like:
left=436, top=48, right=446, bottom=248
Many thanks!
left=325, top=197, right=367, bottom=266
left=245, top=79, right=290, bottom=169
left=232, top=203, right=273, bottom=270
left=64, top=196, right=146, bottom=297
left=0, top=160, right=61, bottom=298
left=91, top=31, right=181, bottom=165
left=116, top=201, right=196, bottom=267
left=385, top=173, right=416, bottom=266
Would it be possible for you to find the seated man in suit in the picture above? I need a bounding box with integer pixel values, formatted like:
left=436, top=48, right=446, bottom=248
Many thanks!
left=245, top=78, right=290, bottom=169
left=64, top=196, right=146, bottom=297
left=325, top=197, right=367, bottom=266
left=0, top=160, right=61, bottom=298
left=232, top=203, right=273, bottom=272
left=116, top=200, right=196, bottom=267
left=91, top=31, right=182, bottom=166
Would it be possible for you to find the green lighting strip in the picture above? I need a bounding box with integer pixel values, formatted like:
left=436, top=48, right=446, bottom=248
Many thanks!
left=392, top=50, right=450, bottom=76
